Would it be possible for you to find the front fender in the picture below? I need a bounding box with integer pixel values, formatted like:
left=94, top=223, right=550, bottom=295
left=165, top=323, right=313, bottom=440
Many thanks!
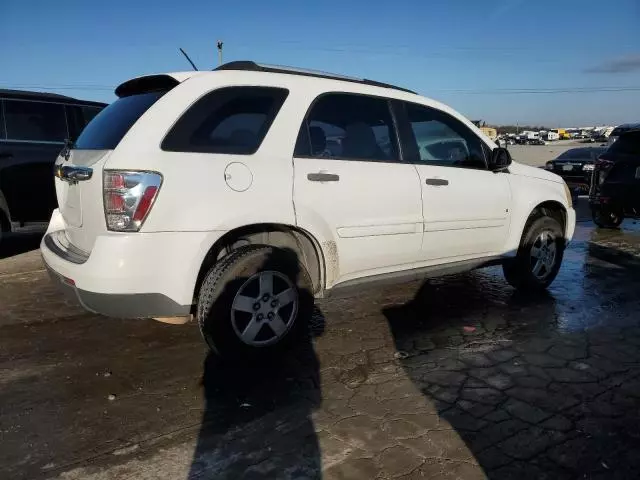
left=504, top=176, right=570, bottom=255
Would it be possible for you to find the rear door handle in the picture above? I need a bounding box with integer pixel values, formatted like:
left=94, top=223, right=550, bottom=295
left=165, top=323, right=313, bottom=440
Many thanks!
left=425, top=178, right=449, bottom=186
left=0, top=152, right=13, bottom=159
left=308, top=172, right=340, bottom=182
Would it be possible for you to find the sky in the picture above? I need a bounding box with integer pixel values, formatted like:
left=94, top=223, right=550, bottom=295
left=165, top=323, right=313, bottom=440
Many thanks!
left=1, top=0, right=639, bottom=127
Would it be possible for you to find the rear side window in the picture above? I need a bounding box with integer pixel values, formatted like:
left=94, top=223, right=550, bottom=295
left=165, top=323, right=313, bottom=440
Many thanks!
left=75, top=92, right=164, bottom=150
left=162, top=87, right=289, bottom=155
left=609, top=132, right=640, bottom=155
left=4, top=100, right=67, bottom=143
left=294, top=93, right=399, bottom=162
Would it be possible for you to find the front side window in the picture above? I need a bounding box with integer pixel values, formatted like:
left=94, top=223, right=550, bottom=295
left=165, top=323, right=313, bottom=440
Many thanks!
left=4, top=100, right=66, bottom=143
left=162, top=87, right=289, bottom=155
left=404, top=102, right=486, bottom=169
left=295, top=93, right=399, bottom=162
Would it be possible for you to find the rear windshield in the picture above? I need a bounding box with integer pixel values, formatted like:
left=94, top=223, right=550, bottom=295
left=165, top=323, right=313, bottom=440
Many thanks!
left=75, top=91, right=164, bottom=150
left=609, top=132, right=640, bottom=156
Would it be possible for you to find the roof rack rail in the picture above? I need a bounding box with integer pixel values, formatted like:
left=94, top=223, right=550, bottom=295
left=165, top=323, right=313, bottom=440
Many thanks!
left=214, top=61, right=416, bottom=94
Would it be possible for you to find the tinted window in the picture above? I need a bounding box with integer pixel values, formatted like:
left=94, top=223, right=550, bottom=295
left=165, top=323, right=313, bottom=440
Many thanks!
left=404, top=103, right=486, bottom=169
left=0, top=101, right=5, bottom=139
left=162, top=87, right=288, bottom=154
left=609, top=132, right=640, bottom=155
left=66, top=105, right=105, bottom=141
left=76, top=92, right=164, bottom=150
left=295, top=93, right=398, bottom=162
left=4, top=100, right=66, bottom=142
left=82, top=106, right=102, bottom=124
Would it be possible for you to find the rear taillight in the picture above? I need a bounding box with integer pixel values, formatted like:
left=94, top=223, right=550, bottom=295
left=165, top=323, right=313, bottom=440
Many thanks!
left=103, top=170, right=162, bottom=232
left=595, top=158, right=615, bottom=185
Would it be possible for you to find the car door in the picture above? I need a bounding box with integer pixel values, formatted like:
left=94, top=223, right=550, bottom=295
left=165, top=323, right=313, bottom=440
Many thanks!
left=397, top=101, right=511, bottom=261
left=0, top=99, right=66, bottom=224
left=292, top=92, right=423, bottom=285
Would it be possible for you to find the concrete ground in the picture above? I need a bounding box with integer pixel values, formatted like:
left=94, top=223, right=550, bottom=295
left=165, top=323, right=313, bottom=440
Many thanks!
left=508, top=140, right=602, bottom=168
left=2, top=200, right=640, bottom=480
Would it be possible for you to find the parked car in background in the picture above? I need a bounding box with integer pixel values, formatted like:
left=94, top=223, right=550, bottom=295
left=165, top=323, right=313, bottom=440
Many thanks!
left=41, top=61, right=575, bottom=358
left=0, top=89, right=105, bottom=242
left=546, top=146, right=607, bottom=195
left=590, top=128, right=640, bottom=228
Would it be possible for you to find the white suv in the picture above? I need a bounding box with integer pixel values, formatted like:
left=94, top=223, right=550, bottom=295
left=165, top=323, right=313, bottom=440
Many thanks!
left=41, top=62, right=576, bottom=358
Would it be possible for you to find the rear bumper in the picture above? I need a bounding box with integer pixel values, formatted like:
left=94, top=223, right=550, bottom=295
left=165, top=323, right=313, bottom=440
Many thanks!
left=41, top=209, right=224, bottom=318
left=44, top=263, right=190, bottom=317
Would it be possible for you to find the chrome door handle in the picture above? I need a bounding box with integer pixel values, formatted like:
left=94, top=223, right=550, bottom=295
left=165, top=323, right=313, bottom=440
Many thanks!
left=425, top=178, right=448, bottom=186
left=55, top=165, right=93, bottom=183
left=308, top=172, right=340, bottom=182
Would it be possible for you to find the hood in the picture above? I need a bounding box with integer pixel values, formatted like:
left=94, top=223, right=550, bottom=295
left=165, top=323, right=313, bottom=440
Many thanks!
left=509, top=161, right=564, bottom=184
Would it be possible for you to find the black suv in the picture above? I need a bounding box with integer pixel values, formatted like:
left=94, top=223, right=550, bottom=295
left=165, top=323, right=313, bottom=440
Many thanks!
left=590, top=127, right=640, bottom=228
left=0, top=89, right=105, bottom=240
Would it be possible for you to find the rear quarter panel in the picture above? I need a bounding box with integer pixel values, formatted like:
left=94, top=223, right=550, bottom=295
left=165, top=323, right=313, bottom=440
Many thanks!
left=105, top=72, right=309, bottom=234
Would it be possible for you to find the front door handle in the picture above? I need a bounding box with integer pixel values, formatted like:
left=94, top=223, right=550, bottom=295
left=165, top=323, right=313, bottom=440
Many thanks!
left=425, top=178, right=449, bottom=186
left=308, top=172, right=340, bottom=182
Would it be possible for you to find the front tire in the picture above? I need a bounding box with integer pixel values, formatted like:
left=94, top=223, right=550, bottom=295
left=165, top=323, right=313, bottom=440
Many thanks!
left=197, top=245, right=314, bottom=359
left=592, top=207, right=623, bottom=229
left=503, top=215, right=565, bottom=291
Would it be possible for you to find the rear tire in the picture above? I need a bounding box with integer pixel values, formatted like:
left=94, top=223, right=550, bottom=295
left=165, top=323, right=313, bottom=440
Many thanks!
left=197, top=245, right=314, bottom=360
left=592, top=207, right=623, bottom=229
left=503, top=215, right=565, bottom=291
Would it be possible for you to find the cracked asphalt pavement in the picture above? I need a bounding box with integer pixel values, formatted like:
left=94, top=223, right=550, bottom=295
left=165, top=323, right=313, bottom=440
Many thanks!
left=2, top=199, right=640, bottom=479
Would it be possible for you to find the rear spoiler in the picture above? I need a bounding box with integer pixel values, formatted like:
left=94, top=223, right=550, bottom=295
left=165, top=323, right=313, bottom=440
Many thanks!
left=115, top=75, right=181, bottom=98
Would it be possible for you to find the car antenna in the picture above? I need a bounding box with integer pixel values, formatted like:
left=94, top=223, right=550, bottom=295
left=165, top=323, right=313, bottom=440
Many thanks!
left=179, top=48, right=198, bottom=71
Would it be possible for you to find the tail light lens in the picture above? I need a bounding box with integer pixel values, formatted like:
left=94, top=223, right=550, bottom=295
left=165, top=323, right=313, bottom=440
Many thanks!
left=595, top=158, right=615, bottom=185
left=103, top=170, right=162, bottom=232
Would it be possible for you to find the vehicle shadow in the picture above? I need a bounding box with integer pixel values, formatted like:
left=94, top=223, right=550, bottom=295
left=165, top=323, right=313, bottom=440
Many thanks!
left=382, top=242, right=640, bottom=478
left=381, top=274, right=563, bottom=478
left=0, top=231, right=43, bottom=259
left=188, top=248, right=324, bottom=480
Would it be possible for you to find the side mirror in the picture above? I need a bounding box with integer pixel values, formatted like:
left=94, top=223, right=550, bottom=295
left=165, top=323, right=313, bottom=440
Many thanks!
left=490, top=147, right=512, bottom=171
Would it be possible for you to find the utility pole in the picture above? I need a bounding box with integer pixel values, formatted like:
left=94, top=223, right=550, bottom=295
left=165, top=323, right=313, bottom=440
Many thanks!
left=217, top=40, right=224, bottom=66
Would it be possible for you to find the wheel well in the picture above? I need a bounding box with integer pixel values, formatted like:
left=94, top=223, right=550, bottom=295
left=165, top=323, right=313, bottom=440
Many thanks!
left=530, top=201, right=567, bottom=236
left=193, top=224, right=325, bottom=303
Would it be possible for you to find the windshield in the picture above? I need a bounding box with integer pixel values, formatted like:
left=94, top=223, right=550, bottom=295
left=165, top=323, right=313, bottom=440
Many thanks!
left=74, top=91, right=165, bottom=150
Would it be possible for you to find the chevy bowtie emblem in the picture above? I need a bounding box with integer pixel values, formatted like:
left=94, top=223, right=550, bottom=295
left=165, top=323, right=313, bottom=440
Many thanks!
left=55, top=165, right=64, bottom=179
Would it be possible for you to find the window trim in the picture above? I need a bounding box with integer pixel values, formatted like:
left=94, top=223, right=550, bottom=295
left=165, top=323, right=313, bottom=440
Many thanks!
left=161, top=86, right=290, bottom=155
left=293, top=91, right=405, bottom=164
left=397, top=101, right=489, bottom=170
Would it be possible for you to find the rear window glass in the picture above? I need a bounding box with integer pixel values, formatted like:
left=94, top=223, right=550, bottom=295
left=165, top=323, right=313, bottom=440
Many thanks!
left=75, top=92, right=164, bottom=150
left=609, top=132, right=640, bottom=155
left=161, top=87, right=289, bottom=155
left=4, top=100, right=67, bottom=142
